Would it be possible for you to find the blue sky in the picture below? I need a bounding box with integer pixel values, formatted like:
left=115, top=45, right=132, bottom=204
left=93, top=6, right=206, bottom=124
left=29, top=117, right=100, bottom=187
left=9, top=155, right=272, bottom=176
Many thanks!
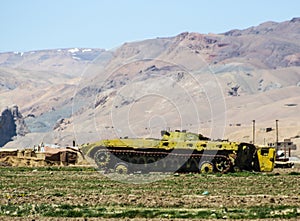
left=0, top=0, right=299, bottom=52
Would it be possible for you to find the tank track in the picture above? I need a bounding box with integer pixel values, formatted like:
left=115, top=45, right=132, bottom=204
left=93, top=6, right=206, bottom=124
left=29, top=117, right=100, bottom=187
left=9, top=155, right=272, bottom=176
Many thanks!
left=91, top=148, right=233, bottom=174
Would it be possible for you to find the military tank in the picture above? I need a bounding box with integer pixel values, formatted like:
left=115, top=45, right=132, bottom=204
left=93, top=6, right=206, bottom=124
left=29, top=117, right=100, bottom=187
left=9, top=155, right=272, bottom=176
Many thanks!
left=81, top=130, right=276, bottom=174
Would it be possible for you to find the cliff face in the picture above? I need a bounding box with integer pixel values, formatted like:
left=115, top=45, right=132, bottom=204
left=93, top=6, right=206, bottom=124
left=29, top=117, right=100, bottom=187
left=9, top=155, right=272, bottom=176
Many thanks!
left=0, top=105, right=29, bottom=147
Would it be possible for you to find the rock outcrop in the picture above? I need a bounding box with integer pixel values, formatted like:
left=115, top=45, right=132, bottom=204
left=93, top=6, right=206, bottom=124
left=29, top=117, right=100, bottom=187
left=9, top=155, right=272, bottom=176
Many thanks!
left=0, top=105, right=29, bottom=147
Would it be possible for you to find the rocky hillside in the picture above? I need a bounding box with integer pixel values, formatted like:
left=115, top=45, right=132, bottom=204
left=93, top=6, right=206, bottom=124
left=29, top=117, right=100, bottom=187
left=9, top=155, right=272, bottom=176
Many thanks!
left=0, top=105, right=29, bottom=146
left=1, top=18, right=300, bottom=150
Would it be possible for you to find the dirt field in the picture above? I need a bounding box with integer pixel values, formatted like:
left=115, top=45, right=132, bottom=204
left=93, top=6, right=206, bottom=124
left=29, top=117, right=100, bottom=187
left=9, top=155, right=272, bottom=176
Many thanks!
left=0, top=166, right=300, bottom=220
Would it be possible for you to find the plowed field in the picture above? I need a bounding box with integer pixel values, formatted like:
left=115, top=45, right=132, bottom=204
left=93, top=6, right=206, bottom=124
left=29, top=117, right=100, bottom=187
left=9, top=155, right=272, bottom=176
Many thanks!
left=0, top=166, right=299, bottom=220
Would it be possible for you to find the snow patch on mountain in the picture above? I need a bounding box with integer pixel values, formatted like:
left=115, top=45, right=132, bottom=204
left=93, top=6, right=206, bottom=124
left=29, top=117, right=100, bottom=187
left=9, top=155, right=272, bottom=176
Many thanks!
left=82, top=49, right=92, bottom=52
left=68, top=48, right=80, bottom=53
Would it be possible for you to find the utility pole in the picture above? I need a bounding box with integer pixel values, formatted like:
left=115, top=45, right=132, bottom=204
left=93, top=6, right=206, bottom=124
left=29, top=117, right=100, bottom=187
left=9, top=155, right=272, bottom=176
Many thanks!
left=275, top=119, right=279, bottom=150
left=252, top=120, right=255, bottom=144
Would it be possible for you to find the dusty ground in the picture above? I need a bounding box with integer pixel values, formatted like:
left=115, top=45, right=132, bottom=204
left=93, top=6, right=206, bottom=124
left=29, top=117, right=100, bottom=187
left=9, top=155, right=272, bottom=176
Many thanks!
left=0, top=166, right=299, bottom=220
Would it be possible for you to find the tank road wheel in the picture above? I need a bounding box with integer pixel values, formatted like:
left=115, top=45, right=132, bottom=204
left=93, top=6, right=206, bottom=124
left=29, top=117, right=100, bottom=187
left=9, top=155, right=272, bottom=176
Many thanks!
left=190, top=159, right=199, bottom=172
left=138, top=157, right=146, bottom=165
left=214, top=159, right=226, bottom=173
left=233, top=166, right=241, bottom=172
left=144, top=157, right=156, bottom=173
left=146, top=157, right=156, bottom=164
left=199, top=161, right=214, bottom=173
left=214, top=158, right=232, bottom=173
left=114, top=162, right=130, bottom=175
left=94, top=149, right=110, bottom=168
left=137, top=157, right=147, bottom=173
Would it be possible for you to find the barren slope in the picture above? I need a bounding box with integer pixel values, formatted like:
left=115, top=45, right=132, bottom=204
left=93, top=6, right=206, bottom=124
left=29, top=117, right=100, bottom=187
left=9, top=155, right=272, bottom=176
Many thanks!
left=0, top=18, right=299, bottom=152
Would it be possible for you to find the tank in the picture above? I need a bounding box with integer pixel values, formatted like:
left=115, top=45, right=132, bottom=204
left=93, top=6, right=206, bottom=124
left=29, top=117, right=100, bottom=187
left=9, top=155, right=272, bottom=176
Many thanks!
left=81, top=130, right=276, bottom=174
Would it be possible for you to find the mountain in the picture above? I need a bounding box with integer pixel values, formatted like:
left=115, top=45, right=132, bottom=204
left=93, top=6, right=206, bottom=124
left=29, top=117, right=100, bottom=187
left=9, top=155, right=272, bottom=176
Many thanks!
left=1, top=18, right=300, bottom=154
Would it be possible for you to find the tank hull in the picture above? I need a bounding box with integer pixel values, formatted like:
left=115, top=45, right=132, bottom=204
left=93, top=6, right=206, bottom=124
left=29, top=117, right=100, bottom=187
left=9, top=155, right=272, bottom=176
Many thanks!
left=81, top=130, right=275, bottom=174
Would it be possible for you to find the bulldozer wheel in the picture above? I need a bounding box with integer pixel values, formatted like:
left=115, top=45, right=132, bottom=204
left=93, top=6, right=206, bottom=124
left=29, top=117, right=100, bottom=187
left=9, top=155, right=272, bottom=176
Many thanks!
left=199, top=161, right=214, bottom=173
left=114, top=162, right=129, bottom=174
left=94, top=149, right=110, bottom=168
